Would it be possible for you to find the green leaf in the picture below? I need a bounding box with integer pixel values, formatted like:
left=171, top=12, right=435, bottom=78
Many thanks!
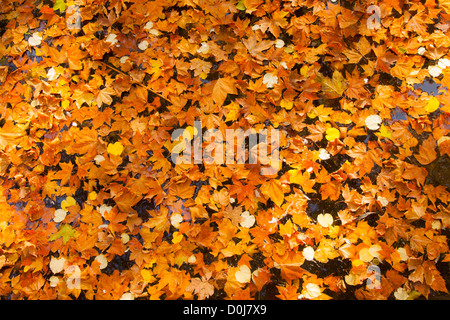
left=49, top=224, right=77, bottom=244
left=53, top=0, right=66, bottom=13
left=236, top=0, right=246, bottom=11
left=407, top=291, right=422, bottom=300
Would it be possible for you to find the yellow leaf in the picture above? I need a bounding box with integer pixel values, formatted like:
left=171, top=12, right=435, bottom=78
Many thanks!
left=280, top=99, right=294, bottom=110
left=317, top=213, right=333, bottom=227
left=379, top=125, right=392, bottom=139
left=261, top=180, right=284, bottom=207
left=61, top=196, right=76, bottom=210
left=54, top=209, right=67, bottom=223
left=359, top=247, right=373, bottom=262
left=325, top=127, right=340, bottom=141
left=141, top=269, right=155, bottom=282
left=300, top=65, right=310, bottom=76
left=425, top=96, right=440, bottom=113
left=352, top=259, right=365, bottom=267
left=240, top=211, right=256, bottom=228
left=345, top=273, right=357, bottom=285
left=53, top=0, right=66, bottom=12
left=107, top=141, right=124, bottom=156
left=172, top=231, right=183, bottom=243
left=224, top=101, right=240, bottom=122
left=320, top=70, right=347, bottom=97
left=171, top=138, right=186, bottom=154
left=88, top=191, right=97, bottom=201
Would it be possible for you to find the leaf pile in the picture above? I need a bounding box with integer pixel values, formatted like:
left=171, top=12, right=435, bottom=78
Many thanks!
left=0, top=0, right=450, bottom=300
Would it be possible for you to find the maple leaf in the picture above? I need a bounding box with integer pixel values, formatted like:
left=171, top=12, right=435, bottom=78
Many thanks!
left=414, top=135, right=437, bottom=165
left=49, top=224, right=78, bottom=244
left=252, top=267, right=271, bottom=291
left=212, top=77, right=238, bottom=107
left=53, top=0, right=66, bottom=12
left=0, top=121, right=24, bottom=150
left=242, top=34, right=274, bottom=61
left=434, top=205, right=450, bottom=228
left=186, top=277, right=215, bottom=300
left=405, top=12, right=429, bottom=36
left=223, top=205, right=243, bottom=227
left=261, top=180, right=284, bottom=207
left=96, top=86, right=116, bottom=108
left=409, top=230, right=431, bottom=254
left=318, top=70, right=348, bottom=98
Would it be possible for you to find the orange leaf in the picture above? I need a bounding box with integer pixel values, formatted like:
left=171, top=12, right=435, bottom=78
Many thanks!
left=414, top=136, right=437, bottom=165
left=212, top=77, right=238, bottom=106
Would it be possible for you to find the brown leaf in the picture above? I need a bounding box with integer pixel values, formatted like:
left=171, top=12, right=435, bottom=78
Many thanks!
left=414, top=136, right=437, bottom=165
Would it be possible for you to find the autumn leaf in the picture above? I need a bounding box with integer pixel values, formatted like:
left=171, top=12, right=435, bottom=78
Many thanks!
left=96, top=86, right=116, bottom=108
left=49, top=257, right=66, bottom=274
left=319, top=70, right=348, bottom=98
left=2, top=0, right=450, bottom=302
left=212, top=77, right=238, bottom=107
left=325, top=127, right=340, bottom=141
left=317, top=213, right=333, bottom=228
left=414, top=136, right=437, bottom=165
left=243, top=34, right=274, bottom=62
left=186, top=278, right=215, bottom=299
left=107, top=141, right=124, bottom=156
left=235, top=265, right=252, bottom=283
left=53, top=0, right=66, bottom=12
left=223, top=205, right=243, bottom=227
left=69, top=128, right=99, bottom=155
left=261, top=180, right=284, bottom=207
left=49, top=224, right=78, bottom=244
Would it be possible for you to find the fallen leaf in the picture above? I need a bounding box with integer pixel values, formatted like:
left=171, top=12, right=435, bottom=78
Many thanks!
left=235, top=265, right=252, bottom=283
left=107, top=142, right=124, bottom=156
left=317, top=213, right=333, bottom=228
left=49, top=257, right=66, bottom=274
